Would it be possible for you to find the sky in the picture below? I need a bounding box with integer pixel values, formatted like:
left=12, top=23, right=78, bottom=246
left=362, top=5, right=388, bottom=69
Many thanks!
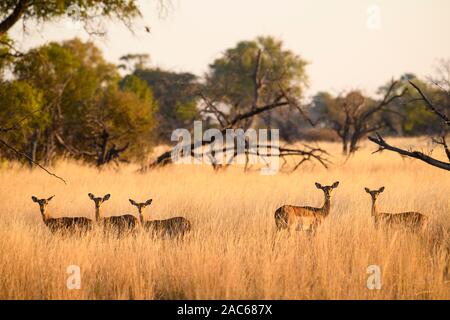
left=10, top=0, right=450, bottom=97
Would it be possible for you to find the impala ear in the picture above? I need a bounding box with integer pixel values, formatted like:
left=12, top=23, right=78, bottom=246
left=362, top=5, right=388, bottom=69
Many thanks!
left=103, top=194, right=111, bottom=201
left=364, top=187, right=370, bottom=193
left=129, top=199, right=138, bottom=206
left=379, top=186, right=385, bottom=193
left=144, top=199, right=153, bottom=206
left=332, top=181, right=339, bottom=188
left=47, top=195, right=55, bottom=201
left=31, top=196, right=38, bottom=202
left=88, top=193, right=95, bottom=200
left=315, top=182, right=322, bottom=189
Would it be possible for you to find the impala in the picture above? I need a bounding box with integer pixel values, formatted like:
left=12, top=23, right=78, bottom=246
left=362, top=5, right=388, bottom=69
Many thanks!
left=31, top=195, right=93, bottom=234
left=364, top=187, right=427, bottom=230
left=88, top=193, right=138, bottom=235
left=274, top=181, right=339, bottom=233
left=129, top=198, right=191, bottom=237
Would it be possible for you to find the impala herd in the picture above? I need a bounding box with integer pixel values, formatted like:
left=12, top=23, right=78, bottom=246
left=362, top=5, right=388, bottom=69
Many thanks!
left=31, top=181, right=428, bottom=237
left=31, top=193, right=191, bottom=237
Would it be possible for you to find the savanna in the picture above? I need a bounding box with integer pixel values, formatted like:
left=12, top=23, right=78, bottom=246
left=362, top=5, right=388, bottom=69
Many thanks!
left=0, top=139, right=449, bottom=299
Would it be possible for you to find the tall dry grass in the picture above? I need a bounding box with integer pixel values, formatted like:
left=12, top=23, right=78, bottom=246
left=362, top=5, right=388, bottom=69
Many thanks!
left=0, top=138, right=449, bottom=299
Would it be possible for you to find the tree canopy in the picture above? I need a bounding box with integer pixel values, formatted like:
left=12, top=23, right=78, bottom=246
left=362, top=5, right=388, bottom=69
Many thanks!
left=1, top=38, right=157, bottom=166
left=0, top=0, right=144, bottom=36
left=204, top=36, right=308, bottom=129
left=130, top=68, right=201, bottom=141
left=1, top=32, right=448, bottom=173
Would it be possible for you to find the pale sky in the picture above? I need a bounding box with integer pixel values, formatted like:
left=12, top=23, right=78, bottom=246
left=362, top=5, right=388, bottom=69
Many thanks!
left=10, top=0, right=450, bottom=97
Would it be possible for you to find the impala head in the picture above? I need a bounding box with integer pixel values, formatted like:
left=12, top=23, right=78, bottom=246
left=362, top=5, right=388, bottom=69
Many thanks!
left=88, top=193, right=111, bottom=208
left=129, top=198, right=153, bottom=215
left=364, top=186, right=385, bottom=201
left=31, top=195, right=55, bottom=217
left=315, top=181, right=339, bottom=200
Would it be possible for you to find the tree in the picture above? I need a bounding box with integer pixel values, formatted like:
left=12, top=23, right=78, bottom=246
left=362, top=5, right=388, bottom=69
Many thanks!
left=129, top=68, right=201, bottom=142
left=118, top=53, right=151, bottom=73
left=0, top=80, right=45, bottom=161
left=317, top=81, right=406, bottom=154
left=204, top=36, right=309, bottom=129
left=4, top=38, right=157, bottom=166
left=141, top=36, right=329, bottom=172
left=376, top=74, right=444, bottom=136
left=369, top=80, right=450, bottom=171
left=0, top=1, right=167, bottom=180
left=0, top=34, right=21, bottom=72
left=0, top=0, right=154, bottom=36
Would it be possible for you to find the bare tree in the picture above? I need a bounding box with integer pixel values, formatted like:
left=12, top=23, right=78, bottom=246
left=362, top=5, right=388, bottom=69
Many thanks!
left=140, top=49, right=329, bottom=172
left=369, top=81, right=450, bottom=171
left=326, top=81, right=407, bottom=154
left=140, top=95, right=330, bottom=172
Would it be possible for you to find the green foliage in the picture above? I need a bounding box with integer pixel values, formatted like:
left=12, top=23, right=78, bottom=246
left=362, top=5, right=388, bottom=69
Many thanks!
left=0, top=34, right=18, bottom=77
left=377, top=75, right=445, bottom=135
left=133, top=68, right=201, bottom=141
left=0, top=80, right=45, bottom=140
left=1, top=38, right=157, bottom=164
left=98, top=83, right=157, bottom=159
left=1, top=31, right=447, bottom=167
left=0, top=0, right=142, bottom=35
left=119, top=54, right=150, bottom=73
left=121, top=74, right=158, bottom=111
left=175, top=100, right=198, bottom=122
left=206, top=36, right=308, bottom=119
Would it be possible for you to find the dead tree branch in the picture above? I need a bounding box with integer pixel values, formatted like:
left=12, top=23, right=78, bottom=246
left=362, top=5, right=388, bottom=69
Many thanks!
left=184, top=142, right=330, bottom=172
left=0, top=137, right=67, bottom=184
left=0, top=109, right=67, bottom=183
left=368, top=81, right=449, bottom=171
left=139, top=95, right=311, bottom=171
left=368, top=133, right=450, bottom=171
left=432, top=136, right=450, bottom=162
left=140, top=48, right=322, bottom=172
left=409, top=81, right=450, bottom=127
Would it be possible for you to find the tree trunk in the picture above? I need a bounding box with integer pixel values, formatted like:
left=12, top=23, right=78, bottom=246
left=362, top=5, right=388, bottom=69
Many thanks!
left=349, top=132, right=360, bottom=154
left=0, top=0, right=30, bottom=35
left=27, top=129, right=39, bottom=168
left=341, top=135, right=349, bottom=154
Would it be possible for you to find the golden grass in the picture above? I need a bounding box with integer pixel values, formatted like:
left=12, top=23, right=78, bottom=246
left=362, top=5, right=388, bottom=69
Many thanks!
left=0, top=137, right=449, bottom=299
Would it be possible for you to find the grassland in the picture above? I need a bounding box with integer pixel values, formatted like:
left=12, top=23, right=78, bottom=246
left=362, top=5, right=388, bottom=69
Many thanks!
left=0, top=138, right=449, bottom=299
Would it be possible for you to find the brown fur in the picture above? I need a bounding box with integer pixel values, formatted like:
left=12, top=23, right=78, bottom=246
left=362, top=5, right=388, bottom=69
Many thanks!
left=31, top=196, right=93, bottom=235
left=275, top=181, right=339, bottom=234
left=364, top=187, right=428, bottom=231
left=129, top=198, right=191, bottom=238
left=88, top=193, right=138, bottom=236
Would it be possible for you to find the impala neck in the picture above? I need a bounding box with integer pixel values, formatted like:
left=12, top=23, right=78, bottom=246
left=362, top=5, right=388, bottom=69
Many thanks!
left=95, top=206, right=102, bottom=222
left=137, top=208, right=145, bottom=225
left=322, top=196, right=331, bottom=216
left=40, top=207, right=49, bottom=222
left=371, top=199, right=379, bottom=217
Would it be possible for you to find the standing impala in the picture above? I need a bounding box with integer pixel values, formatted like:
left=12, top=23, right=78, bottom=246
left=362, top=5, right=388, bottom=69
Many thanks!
left=88, top=193, right=138, bottom=235
left=129, top=198, right=191, bottom=237
left=31, top=195, right=93, bottom=234
left=274, top=181, right=339, bottom=233
left=364, top=187, right=427, bottom=230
